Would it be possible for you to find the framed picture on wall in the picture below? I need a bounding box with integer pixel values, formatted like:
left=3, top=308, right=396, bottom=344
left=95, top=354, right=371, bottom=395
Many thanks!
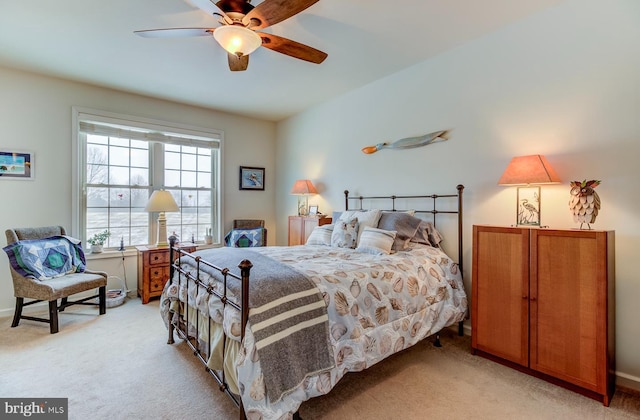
left=239, top=166, right=265, bottom=191
left=0, top=150, right=34, bottom=180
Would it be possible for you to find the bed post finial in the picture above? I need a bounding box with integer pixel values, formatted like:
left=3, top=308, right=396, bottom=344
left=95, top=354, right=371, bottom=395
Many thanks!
left=344, top=190, right=349, bottom=210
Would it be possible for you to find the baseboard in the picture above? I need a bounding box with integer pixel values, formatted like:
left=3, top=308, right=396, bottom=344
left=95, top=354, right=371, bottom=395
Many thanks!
left=616, top=372, right=640, bottom=392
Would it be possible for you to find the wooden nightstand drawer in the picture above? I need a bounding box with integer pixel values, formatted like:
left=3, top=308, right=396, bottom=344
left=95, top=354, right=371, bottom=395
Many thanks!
left=149, top=267, right=169, bottom=292
left=146, top=250, right=170, bottom=266
left=149, top=265, right=168, bottom=281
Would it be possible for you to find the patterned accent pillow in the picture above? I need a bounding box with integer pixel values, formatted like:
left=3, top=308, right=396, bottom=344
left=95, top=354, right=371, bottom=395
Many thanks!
left=306, top=224, right=334, bottom=246
left=356, top=227, right=397, bottom=255
left=3, top=236, right=86, bottom=280
left=377, top=212, right=422, bottom=251
left=331, top=217, right=359, bottom=249
left=224, top=228, right=265, bottom=247
left=338, top=209, right=382, bottom=246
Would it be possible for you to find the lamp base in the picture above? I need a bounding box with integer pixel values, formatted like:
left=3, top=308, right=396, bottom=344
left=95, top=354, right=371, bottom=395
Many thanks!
left=156, top=212, right=169, bottom=247
left=297, top=196, right=309, bottom=216
left=516, top=186, right=541, bottom=227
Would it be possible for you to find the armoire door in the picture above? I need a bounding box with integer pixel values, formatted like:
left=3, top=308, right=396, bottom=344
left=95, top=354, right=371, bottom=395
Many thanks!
left=472, top=226, right=530, bottom=366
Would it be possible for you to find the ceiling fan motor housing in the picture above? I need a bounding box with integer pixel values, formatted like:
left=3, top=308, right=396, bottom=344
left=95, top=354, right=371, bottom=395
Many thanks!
left=216, top=0, right=254, bottom=15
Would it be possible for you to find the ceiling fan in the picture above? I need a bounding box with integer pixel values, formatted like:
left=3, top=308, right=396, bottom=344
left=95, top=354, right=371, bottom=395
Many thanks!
left=135, top=0, right=328, bottom=71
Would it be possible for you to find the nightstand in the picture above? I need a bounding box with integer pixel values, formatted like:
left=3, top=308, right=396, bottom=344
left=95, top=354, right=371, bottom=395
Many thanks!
left=288, top=216, right=332, bottom=246
left=136, top=243, right=196, bottom=304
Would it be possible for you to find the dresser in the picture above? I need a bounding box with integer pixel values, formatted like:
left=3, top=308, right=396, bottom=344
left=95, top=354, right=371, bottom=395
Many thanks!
left=288, top=216, right=332, bottom=245
left=471, top=225, right=615, bottom=405
left=136, top=243, right=196, bottom=304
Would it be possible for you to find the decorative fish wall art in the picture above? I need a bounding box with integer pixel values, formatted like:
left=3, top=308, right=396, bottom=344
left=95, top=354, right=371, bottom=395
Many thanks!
left=361, top=129, right=450, bottom=154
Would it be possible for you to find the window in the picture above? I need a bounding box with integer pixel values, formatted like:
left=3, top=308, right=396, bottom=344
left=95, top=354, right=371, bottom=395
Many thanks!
left=73, top=108, right=222, bottom=248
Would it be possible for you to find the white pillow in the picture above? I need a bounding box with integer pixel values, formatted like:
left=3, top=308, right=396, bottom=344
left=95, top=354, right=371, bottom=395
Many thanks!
left=339, top=209, right=382, bottom=245
left=306, top=224, right=334, bottom=246
left=331, top=217, right=359, bottom=248
left=356, top=227, right=397, bottom=255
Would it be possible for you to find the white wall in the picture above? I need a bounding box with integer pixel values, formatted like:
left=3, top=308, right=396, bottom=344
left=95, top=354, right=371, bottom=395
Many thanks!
left=0, top=67, right=276, bottom=312
left=275, top=0, right=640, bottom=387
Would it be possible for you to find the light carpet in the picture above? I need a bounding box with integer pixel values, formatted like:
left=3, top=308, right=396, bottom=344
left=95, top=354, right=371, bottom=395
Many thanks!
left=1, top=297, right=639, bottom=420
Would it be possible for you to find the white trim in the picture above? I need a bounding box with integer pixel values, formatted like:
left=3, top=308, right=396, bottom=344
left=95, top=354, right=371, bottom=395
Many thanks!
left=616, top=371, right=640, bottom=392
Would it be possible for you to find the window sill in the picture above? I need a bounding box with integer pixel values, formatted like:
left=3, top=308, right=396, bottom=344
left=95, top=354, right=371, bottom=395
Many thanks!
left=85, top=248, right=137, bottom=260
left=84, top=243, right=222, bottom=260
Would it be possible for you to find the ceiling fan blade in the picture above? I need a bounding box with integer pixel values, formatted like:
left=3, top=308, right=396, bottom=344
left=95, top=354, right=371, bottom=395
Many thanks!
left=228, top=53, right=249, bottom=71
left=243, top=0, right=319, bottom=30
left=188, top=0, right=232, bottom=23
left=134, top=28, right=214, bottom=38
left=259, top=33, right=327, bottom=64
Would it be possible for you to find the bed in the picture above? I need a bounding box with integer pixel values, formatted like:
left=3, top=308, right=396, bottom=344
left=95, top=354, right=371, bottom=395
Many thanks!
left=160, top=185, right=468, bottom=420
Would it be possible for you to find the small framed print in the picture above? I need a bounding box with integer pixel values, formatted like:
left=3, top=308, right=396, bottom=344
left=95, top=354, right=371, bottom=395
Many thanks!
left=309, top=205, right=319, bottom=215
left=239, top=166, right=265, bottom=191
left=516, top=186, right=541, bottom=226
left=0, top=150, right=34, bottom=180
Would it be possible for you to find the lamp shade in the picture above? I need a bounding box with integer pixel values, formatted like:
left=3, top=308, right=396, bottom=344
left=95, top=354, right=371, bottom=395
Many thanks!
left=213, top=25, right=262, bottom=56
left=144, top=190, right=179, bottom=213
left=290, top=179, right=318, bottom=195
left=498, top=155, right=561, bottom=186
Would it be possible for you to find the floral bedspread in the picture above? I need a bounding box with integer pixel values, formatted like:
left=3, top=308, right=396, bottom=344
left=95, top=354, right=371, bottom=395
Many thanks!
left=162, top=243, right=467, bottom=419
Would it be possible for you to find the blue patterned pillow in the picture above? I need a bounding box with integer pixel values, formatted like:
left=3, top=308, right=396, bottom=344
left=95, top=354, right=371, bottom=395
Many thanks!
left=224, top=228, right=265, bottom=247
left=3, top=236, right=86, bottom=280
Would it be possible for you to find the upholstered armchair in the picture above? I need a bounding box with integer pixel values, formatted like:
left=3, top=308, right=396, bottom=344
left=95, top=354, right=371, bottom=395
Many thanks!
left=224, top=219, right=267, bottom=247
left=4, top=226, right=108, bottom=334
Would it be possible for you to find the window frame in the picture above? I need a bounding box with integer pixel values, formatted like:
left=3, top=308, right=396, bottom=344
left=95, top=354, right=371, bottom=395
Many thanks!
left=72, top=107, right=224, bottom=249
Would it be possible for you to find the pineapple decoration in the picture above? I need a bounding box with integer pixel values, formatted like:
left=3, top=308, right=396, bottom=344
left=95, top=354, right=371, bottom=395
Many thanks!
left=568, top=180, right=601, bottom=229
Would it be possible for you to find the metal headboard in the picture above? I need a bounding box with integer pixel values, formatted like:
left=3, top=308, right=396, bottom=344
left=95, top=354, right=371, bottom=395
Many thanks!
left=344, top=184, right=465, bottom=273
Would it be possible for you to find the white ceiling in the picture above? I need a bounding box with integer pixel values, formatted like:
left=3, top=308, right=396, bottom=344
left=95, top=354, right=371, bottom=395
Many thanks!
left=0, top=0, right=565, bottom=121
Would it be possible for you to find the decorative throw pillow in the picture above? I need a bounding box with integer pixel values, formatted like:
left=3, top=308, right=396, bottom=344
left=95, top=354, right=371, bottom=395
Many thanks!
left=331, top=217, right=359, bottom=249
left=306, top=224, right=334, bottom=246
left=377, top=212, right=422, bottom=251
left=3, top=236, right=86, bottom=280
left=411, top=221, right=444, bottom=248
left=338, top=209, right=382, bottom=246
left=224, top=228, right=265, bottom=247
left=356, top=227, right=397, bottom=255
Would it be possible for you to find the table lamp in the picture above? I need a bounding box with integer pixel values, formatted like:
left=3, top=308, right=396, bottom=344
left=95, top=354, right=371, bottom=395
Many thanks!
left=144, top=190, right=179, bottom=247
left=290, top=179, right=318, bottom=216
left=498, top=155, right=561, bottom=226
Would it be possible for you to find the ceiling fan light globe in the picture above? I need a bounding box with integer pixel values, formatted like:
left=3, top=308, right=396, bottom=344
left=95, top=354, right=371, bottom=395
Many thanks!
left=214, top=25, right=262, bottom=56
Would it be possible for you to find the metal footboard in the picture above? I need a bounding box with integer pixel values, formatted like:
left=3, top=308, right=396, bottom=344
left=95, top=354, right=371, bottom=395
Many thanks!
left=167, top=238, right=252, bottom=420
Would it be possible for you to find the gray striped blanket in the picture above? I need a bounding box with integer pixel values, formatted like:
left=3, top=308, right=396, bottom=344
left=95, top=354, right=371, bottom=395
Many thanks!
left=187, top=247, right=335, bottom=402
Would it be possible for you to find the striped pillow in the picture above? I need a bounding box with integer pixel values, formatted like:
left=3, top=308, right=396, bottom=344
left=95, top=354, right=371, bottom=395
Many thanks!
left=356, top=227, right=397, bottom=255
left=306, top=224, right=334, bottom=246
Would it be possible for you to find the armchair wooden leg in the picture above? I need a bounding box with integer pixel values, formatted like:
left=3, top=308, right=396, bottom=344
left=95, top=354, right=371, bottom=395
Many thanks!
left=49, top=300, right=59, bottom=334
left=59, top=297, right=68, bottom=312
left=11, top=297, right=24, bottom=328
left=99, top=286, right=106, bottom=315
